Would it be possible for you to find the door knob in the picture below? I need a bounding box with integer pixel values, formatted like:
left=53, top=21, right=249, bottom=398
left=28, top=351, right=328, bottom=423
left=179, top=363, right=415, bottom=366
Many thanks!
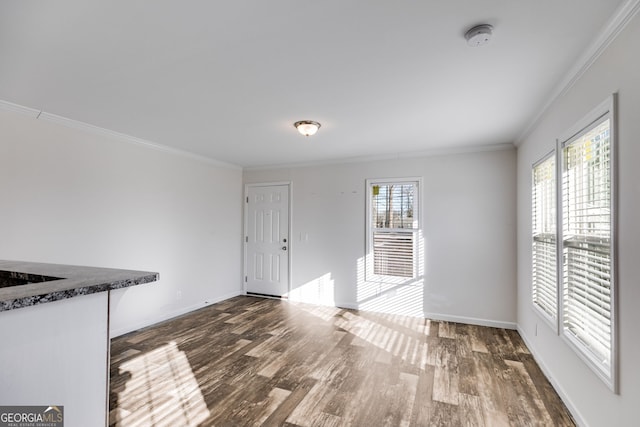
left=282, top=246, right=287, bottom=251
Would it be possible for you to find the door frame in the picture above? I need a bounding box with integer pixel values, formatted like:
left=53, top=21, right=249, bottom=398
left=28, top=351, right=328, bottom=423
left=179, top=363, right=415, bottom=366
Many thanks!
left=243, top=181, right=292, bottom=297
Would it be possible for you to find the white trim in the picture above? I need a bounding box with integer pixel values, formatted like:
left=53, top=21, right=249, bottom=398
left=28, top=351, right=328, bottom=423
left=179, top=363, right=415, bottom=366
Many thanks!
left=335, top=302, right=359, bottom=311
left=365, top=177, right=422, bottom=283
left=517, top=326, right=588, bottom=427
left=38, top=111, right=241, bottom=169
left=244, top=181, right=292, bottom=187
left=533, top=302, right=558, bottom=333
left=0, top=99, right=40, bottom=118
left=531, top=148, right=555, bottom=169
left=0, top=98, right=241, bottom=170
left=516, top=0, right=640, bottom=145
left=288, top=182, right=294, bottom=299
left=611, top=93, right=620, bottom=395
left=244, top=143, right=515, bottom=171
left=531, top=149, right=560, bottom=334
left=557, top=96, right=614, bottom=145
left=2, top=97, right=513, bottom=171
left=335, top=303, right=517, bottom=330
left=426, top=312, right=517, bottom=330
left=557, top=94, right=617, bottom=393
left=110, top=290, right=242, bottom=337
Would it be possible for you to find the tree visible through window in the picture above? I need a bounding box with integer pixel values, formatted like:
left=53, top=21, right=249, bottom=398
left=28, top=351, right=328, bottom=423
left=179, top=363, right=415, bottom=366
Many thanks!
left=367, top=180, right=419, bottom=280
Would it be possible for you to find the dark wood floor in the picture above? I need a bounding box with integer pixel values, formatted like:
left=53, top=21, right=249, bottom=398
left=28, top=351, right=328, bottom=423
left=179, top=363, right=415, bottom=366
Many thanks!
left=109, top=296, right=575, bottom=427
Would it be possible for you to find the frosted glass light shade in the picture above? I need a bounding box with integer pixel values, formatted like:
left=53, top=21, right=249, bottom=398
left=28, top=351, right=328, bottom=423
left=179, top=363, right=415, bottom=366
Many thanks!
left=294, top=120, right=321, bottom=136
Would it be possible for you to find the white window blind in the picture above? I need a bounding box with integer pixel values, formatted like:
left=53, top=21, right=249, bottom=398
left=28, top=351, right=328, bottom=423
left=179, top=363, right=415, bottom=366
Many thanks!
left=367, top=180, right=419, bottom=280
left=532, top=154, right=557, bottom=322
left=562, top=116, right=614, bottom=384
left=373, top=231, right=414, bottom=277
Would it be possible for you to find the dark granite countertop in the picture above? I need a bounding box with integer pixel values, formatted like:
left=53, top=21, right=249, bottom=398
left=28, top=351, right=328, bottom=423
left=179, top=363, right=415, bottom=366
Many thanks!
left=0, top=260, right=159, bottom=312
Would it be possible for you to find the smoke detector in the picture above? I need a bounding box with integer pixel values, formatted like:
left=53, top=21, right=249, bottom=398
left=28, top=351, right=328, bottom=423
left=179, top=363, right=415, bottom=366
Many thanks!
left=465, top=24, right=493, bottom=47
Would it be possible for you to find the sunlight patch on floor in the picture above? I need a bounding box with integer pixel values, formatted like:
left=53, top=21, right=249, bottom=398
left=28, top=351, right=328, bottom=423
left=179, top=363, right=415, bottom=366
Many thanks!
left=297, top=302, right=432, bottom=370
left=112, top=341, right=209, bottom=427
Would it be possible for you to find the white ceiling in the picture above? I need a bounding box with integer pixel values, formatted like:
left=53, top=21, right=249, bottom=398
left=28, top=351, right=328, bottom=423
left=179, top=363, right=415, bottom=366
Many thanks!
left=0, top=1, right=627, bottom=168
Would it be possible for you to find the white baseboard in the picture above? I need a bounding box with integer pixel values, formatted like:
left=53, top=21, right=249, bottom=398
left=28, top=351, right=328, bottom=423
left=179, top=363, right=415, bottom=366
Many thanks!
left=335, top=302, right=358, bottom=310
left=334, top=302, right=517, bottom=330
left=517, top=326, right=587, bottom=427
left=110, top=290, right=242, bottom=338
left=426, top=312, right=517, bottom=330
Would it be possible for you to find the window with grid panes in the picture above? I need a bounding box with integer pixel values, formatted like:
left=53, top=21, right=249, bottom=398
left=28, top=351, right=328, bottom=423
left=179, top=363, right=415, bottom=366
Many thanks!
left=561, top=107, right=616, bottom=390
left=532, top=153, right=557, bottom=323
left=367, top=179, right=419, bottom=281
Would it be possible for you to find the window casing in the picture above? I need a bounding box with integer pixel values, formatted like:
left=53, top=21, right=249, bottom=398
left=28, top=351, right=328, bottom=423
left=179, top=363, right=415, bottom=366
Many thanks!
left=532, top=153, right=557, bottom=325
left=531, top=95, right=617, bottom=392
left=560, top=107, right=616, bottom=391
left=366, top=178, right=420, bottom=282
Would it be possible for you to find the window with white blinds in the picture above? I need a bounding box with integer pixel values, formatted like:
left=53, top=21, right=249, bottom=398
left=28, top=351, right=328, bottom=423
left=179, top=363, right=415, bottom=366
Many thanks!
left=367, top=179, right=419, bottom=281
left=532, top=153, right=557, bottom=323
left=560, top=98, right=616, bottom=391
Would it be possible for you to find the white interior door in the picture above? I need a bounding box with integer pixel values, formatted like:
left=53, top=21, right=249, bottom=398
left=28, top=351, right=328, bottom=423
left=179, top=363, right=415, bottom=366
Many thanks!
left=245, top=184, right=290, bottom=297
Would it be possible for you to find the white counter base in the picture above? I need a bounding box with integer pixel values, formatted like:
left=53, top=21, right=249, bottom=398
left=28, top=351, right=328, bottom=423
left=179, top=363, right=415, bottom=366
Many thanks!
left=0, top=292, right=109, bottom=426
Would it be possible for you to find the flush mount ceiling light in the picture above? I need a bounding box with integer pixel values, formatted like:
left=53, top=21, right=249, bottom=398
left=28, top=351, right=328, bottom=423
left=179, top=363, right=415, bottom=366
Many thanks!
left=465, top=24, right=493, bottom=47
left=294, top=120, right=321, bottom=137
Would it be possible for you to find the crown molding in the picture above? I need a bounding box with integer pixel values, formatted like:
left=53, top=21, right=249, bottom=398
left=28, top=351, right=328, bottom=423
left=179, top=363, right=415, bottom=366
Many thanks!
left=38, top=111, right=241, bottom=170
left=2, top=97, right=512, bottom=172
left=0, top=99, right=40, bottom=118
left=243, top=142, right=515, bottom=171
left=0, top=99, right=241, bottom=170
left=515, top=0, right=640, bottom=146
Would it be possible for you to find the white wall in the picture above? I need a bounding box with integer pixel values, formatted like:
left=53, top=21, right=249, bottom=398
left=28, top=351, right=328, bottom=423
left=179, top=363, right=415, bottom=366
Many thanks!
left=516, top=11, right=640, bottom=427
left=244, top=148, right=517, bottom=328
left=0, top=109, right=243, bottom=336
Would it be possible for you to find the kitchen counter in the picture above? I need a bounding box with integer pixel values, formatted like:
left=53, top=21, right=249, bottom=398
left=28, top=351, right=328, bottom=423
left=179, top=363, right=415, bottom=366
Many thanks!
left=0, top=260, right=159, bottom=426
left=0, top=260, right=159, bottom=311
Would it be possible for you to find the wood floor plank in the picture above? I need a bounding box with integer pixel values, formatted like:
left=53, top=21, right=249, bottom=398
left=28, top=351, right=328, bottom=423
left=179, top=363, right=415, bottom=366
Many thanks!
left=110, top=296, right=575, bottom=427
left=395, top=372, right=420, bottom=427
left=409, top=364, right=435, bottom=426
left=433, top=364, right=459, bottom=405
left=428, top=320, right=440, bottom=338
left=429, top=401, right=461, bottom=427
left=457, top=356, right=479, bottom=396
left=459, top=393, right=485, bottom=427
left=310, top=412, right=342, bottom=427
left=455, top=333, right=473, bottom=359
left=468, top=325, right=490, bottom=353
left=285, top=381, right=337, bottom=426
left=474, top=353, right=511, bottom=427
left=438, top=321, right=457, bottom=339
left=503, top=359, right=554, bottom=426
left=506, top=329, right=531, bottom=355
left=243, top=387, right=292, bottom=426
left=430, top=335, right=459, bottom=405
left=256, top=350, right=287, bottom=379
left=261, top=377, right=317, bottom=427
left=519, top=354, right=577, bottom=426
left=484, top=328, right=519, bottom=361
